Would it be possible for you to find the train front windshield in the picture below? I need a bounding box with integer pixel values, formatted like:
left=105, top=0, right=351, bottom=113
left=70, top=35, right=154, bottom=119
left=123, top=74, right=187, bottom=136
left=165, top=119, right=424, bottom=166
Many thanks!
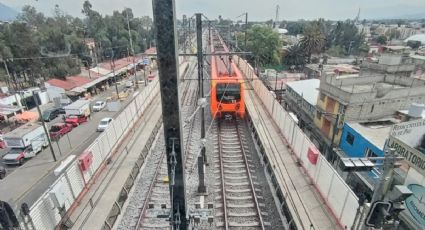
left=216, top=83, right=241, bottom=103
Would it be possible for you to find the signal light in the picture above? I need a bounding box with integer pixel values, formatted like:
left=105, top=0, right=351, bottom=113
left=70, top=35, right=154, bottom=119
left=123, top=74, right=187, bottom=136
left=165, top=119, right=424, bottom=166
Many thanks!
left=235, top=103, right=240, bottom=110
left=365, top=201, right=392, bottom=228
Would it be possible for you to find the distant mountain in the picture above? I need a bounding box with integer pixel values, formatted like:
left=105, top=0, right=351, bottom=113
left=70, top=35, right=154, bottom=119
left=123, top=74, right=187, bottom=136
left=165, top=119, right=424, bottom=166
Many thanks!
left=0, top=2, right=19, bottom=21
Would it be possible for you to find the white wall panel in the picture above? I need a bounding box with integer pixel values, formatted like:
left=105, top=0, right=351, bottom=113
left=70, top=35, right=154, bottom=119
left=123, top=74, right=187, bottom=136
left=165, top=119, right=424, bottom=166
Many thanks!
left=315, top=158, right=334, bottom=200
left=327, top=174, right=349, bottom=218
left=340, top=192, right=359, bottom=228
left=66, top=162, right=85, bottom=197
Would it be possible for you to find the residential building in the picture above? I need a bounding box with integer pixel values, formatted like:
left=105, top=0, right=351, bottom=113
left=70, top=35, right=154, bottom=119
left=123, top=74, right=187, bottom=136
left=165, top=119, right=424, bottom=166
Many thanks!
left=284, top=79, right=321, bottom=146
left=314, top=55, right=425, bottom=158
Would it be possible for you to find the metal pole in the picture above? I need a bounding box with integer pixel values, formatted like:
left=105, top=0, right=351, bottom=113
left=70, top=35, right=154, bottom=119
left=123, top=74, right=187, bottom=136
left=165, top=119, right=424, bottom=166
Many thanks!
left=196, top=13, right=207, bottom=194
left=328, top=113, right=340, bottom=161
left=126, top=9, right=138, bottom=85
left=56, top=141, right=62, bottom=156
left=370, top=148, right=396, bottom=204
left=152, top=0, right=187, bottom=229
left=66, top=133, right=72, bottom=149
left=274, top=71, right=278, bottom=92
left=32, top=92, right=56, bottom=162
left=111, top=50, right=119, bottom=97
left=360, top=150, right=397, bottom=230
left=245, top=13, right=248, bottom=49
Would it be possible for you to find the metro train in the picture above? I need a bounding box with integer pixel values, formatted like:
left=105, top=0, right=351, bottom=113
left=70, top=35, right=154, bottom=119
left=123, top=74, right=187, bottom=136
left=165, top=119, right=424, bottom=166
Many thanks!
left=210, top=31, right=245, bottom=119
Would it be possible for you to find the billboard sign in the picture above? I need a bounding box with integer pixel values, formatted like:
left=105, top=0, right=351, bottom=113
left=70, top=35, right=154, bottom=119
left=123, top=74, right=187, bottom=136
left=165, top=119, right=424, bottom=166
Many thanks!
left=387, top=136, right=425, bottom=175
left=388, top=119, right=425, bottom=175
left=405, top=184, right=425, bottom=227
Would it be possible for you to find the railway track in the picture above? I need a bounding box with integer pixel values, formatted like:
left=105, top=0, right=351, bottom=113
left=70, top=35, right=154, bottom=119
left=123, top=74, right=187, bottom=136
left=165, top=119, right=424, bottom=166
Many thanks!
left=134, top=150, right=170, bottom=230
left=123, top=60, right=198, bottom=230
left=215, top=117, right=268, bottom=230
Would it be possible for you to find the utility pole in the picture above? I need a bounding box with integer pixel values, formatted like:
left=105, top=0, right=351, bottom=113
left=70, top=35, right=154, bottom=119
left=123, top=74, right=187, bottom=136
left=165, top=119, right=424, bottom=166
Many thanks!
left=328, top=112, right=340, bottom=162
left=109, top=49, right=120, bottom=97
left=370, top=148, right=397, bottom=205
left=196, top=13, right=207, bottom=194
left=32, top=91, right=56, bottom=162
left=126, top=8, right=138, bottom=85
left=361, top=148, right=404, bottom=230
left=152, top=0, right=188, bottom=229
left=245, top=12, right=248, bottom=49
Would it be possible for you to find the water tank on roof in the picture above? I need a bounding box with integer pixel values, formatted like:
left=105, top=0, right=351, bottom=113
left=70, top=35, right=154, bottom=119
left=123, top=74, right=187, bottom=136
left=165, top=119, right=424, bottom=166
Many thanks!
left=408, top=103, right=425, bottom=118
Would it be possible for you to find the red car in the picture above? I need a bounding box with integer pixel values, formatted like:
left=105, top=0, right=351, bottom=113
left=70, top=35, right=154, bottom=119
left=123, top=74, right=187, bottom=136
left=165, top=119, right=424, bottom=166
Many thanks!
left=65, top=115, right=88, bottom=127
left=49, top=123, right=73, bottom=139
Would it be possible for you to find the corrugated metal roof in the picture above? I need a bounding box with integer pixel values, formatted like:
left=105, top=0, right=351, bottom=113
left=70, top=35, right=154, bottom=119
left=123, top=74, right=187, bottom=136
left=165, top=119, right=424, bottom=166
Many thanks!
left=46, top=79, right=76, bottom=91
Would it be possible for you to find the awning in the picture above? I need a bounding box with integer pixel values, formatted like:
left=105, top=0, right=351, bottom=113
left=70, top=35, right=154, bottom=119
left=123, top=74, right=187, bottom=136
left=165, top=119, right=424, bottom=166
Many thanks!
left=90, top=67, right=111, bottom=75
left=81, top=76, right=109, bottom=89
left=68, top=86, right=87, bottom=95
left=12, top=111, right=39, bottom=123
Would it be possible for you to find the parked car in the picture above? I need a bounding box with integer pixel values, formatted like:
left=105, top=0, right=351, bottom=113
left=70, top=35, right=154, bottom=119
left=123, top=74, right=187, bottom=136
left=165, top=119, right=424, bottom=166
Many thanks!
left=65, top=115, right=88, bottom=127
left=58, top=107, right=66, bottom=114
left=42, top=108, right=60, bottom=122
left=125, top=81, right=134, bottom=88
left=97, top=117, right=113, bottom=132
left=49, top=123, right=73, bottom=140
left=2, top=146, right=42, bottom=165
left=92, top=101, right=106, bottom=112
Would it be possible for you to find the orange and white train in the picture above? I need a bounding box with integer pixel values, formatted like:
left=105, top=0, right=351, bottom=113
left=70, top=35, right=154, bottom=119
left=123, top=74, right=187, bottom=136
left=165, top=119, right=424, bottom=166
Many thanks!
left=209, top=31, right=245, bottom=119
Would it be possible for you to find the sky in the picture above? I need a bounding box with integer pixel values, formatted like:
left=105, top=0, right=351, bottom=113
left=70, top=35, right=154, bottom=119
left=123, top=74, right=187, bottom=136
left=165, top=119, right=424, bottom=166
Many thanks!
left=2, top=0, right=425, bottom=21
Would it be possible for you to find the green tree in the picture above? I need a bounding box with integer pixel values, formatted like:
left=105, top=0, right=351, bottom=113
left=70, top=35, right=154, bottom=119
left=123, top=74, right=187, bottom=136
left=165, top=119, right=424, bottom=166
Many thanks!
left=375, top=35, right=387, bottom=45
left=301, top=22, right=325, bottom=63
left=285, top=21, right=306, bottom=35
left=238, top=26, right=282, bottom=66
left=282, top=43, right=306, bottom=71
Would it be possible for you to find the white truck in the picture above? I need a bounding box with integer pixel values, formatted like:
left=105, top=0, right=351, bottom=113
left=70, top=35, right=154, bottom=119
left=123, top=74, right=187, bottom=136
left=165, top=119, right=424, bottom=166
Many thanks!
left=64, top=99, right=91, bottom=126
left=64, top=99, right=91, bottom=116
left=2, top=123, right=48, bottom=165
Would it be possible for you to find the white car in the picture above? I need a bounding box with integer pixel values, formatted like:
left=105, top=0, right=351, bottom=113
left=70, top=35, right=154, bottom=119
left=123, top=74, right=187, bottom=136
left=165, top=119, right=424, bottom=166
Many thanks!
left=92, top=101, right=106, bottom=112
left=97, top=117, right=113, bottom=132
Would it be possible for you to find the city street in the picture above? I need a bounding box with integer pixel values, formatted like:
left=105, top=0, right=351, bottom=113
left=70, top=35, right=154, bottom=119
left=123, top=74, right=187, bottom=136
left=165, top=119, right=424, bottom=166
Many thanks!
left=0, top=71, right=150, bottom=207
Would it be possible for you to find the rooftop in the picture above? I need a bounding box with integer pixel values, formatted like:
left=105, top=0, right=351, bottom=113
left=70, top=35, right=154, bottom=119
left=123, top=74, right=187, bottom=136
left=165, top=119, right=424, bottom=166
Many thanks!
left=347, top=121, right=394, bottom=149
left=286, top=79, right=320, bottom=105
left=340, top=82, right=406, bottom=94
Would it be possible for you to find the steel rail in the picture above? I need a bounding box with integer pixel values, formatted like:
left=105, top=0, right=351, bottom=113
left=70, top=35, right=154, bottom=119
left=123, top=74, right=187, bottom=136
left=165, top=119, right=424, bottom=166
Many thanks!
left=235, top=119, right=265, bottom=230
left=134, top=150, right=167, bottom=229
left=217, top=121, right=229, bottom=229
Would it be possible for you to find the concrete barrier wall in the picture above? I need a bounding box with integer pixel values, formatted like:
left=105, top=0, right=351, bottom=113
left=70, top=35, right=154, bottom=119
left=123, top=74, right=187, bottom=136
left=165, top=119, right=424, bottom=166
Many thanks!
left=235, top=56, right=359, bottom=229
left=26, top=77, right=161, bottom=230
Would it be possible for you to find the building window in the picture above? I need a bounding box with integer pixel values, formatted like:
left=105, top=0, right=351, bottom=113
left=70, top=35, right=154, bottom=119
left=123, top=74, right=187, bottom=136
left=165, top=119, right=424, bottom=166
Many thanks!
left=320, top=93, right=325, bottom=101
left=346, top=132, right=355, bottom=145
left=316, top=111, right=322, bottom=119
left=370, top=104, right=374, bottom=113
left=365, top=148, right=378, bottom=158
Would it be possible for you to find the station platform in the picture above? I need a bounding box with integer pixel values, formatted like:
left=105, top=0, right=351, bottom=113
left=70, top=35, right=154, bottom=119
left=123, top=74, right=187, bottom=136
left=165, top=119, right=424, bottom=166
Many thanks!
left=245, top=88, right=338, bottom=229
left=68, top=97, right=162, bottom=229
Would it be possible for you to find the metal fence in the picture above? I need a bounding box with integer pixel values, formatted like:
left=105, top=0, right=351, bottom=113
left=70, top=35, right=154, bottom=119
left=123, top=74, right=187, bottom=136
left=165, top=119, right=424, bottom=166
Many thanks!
left=235, top=56, right=359, bottom=229
left=22, top=77, right=160, bottom=230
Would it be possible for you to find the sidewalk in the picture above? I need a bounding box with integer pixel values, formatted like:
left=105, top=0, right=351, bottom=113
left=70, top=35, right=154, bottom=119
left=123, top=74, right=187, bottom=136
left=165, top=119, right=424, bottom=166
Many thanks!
left=245, top=90, right=338, bottom=230
left=69, top=97, right=162, bottom=229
